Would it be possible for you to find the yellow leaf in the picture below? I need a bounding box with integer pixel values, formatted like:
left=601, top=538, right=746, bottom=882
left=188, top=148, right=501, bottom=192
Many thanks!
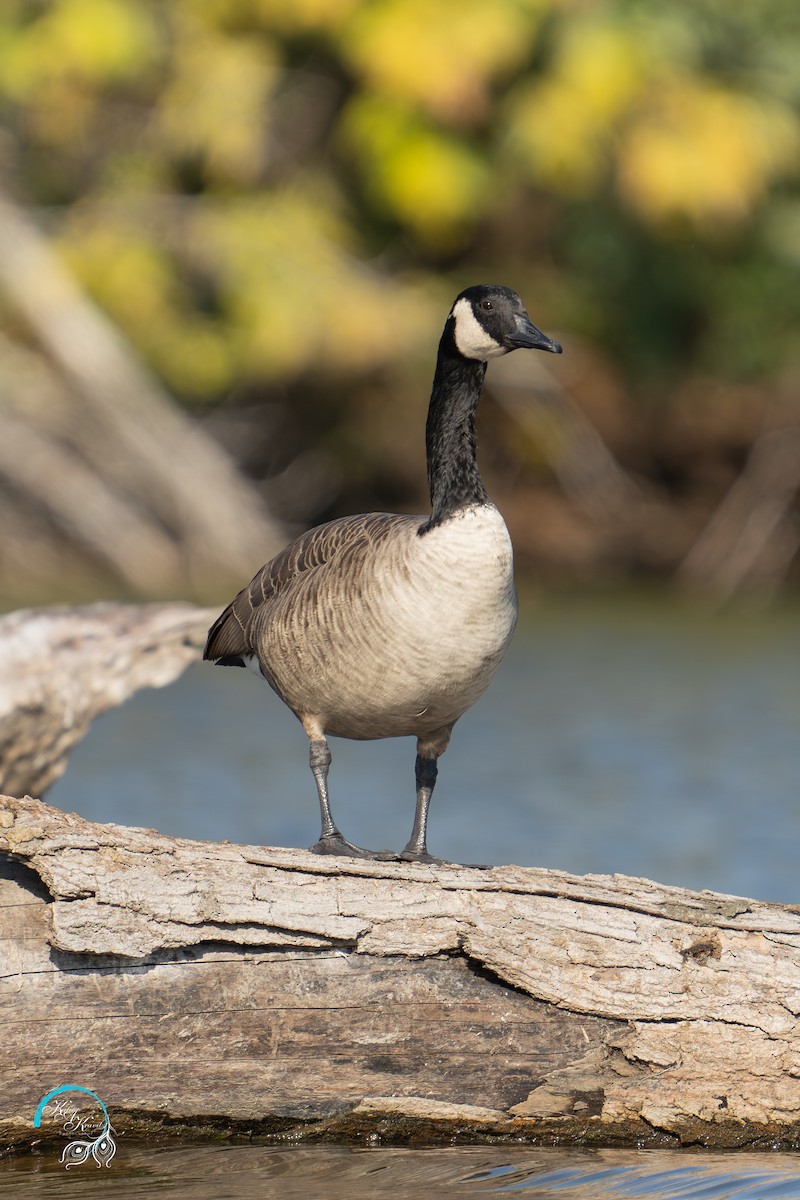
left=505, top=17, right=648, bottom=195
left=618, top=81, right=800, bottom=228
left=340, top=0, right=543, bottom=123
left=190, top=191, right=433, bottom=380
left=1, top=0, right=157, bottom=97
left=341, top=95, right=489, bottom=246
left=157, top=19, right=277, bottom=185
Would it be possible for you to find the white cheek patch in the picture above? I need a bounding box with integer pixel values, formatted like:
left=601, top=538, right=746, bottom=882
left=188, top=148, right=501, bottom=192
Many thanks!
left=451, top=297, right=507, bottom=361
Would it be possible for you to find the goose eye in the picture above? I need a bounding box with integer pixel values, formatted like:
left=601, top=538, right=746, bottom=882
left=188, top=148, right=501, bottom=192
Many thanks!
left=480, top=300, right=493, bottom=311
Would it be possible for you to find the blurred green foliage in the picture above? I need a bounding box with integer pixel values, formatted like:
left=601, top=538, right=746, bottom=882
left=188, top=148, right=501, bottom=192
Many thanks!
left=0, top=0, right=798, bottom=402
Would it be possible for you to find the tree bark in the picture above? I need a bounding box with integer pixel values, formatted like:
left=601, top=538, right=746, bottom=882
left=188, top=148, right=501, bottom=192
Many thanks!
left=0, top=602, right=215, bottom=798
left=3, top=792, right=800, bottom=1151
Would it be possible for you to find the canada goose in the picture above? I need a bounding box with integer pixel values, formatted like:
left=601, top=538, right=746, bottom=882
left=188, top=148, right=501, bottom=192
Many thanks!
left=204, top=284, right=562, bottom=862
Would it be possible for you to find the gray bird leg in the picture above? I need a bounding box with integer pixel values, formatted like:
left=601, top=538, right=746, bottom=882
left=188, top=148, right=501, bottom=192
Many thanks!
left=310, top=737, right=336, bottom=838
left=400, top=752, right=442, bottom=864
left=307, top=737, right=391, bottom=859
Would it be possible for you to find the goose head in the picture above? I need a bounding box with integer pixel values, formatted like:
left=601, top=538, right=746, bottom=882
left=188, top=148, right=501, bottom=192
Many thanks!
left=447, top=284, right=562, bottom=362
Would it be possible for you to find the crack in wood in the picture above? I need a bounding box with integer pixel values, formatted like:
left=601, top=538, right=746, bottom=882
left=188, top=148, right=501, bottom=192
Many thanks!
left=5, top=794, right=800, bottom=1148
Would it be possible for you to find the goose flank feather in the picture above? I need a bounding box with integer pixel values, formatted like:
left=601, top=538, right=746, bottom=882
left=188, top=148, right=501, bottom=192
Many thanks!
left=204, top=284, right=562, bottom=863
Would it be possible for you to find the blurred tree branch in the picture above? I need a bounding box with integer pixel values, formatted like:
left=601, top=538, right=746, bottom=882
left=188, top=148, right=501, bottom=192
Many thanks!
left=0, top=189, right=285, bottom=598
left=488, top=354, right=640, bottom=523
left=0, top=402, right=181, bottom=594
left=678, top=418, right=800, bottom=599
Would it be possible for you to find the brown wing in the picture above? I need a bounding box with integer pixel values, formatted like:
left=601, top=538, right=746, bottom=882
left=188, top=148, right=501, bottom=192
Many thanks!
left=203, top=512, right=419, bottom=665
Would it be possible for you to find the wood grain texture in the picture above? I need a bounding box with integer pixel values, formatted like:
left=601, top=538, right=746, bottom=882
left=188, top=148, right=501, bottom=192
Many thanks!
left=3, top=793, right=800, bottom=1150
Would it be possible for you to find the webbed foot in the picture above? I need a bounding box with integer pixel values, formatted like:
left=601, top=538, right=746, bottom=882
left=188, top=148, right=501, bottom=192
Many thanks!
left=399, top=848, right=447, bottom=866
left=310, top=834, right=394, bottom=861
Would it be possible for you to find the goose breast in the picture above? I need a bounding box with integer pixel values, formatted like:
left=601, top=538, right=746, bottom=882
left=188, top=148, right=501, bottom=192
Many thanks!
left=252, top=504, right=517, bottom=740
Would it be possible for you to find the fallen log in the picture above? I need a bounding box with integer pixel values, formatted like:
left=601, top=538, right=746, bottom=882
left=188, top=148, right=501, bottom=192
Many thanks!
left=3, top=793, right=800, bottom=1151
left=0, top=602, right=215, bottom=798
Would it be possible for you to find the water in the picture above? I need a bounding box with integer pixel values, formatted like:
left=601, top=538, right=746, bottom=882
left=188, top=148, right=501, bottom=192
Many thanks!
left=48, top=592, right=800, bottom=903
left=4, top=1146, right=800, bottom=1199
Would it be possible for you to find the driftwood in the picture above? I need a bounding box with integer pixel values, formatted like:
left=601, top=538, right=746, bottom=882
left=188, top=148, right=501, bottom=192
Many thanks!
left=4, top=792, right=800, bottom=1151
left=0, top=603, right=214, bottom=798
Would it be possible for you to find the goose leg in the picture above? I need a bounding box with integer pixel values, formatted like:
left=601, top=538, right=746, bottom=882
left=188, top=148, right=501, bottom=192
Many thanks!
left=307, top=736, right=389, bottom=859
left=402, top=727, right=453, bottom=864
left=400, top=753, right=440, bottom=863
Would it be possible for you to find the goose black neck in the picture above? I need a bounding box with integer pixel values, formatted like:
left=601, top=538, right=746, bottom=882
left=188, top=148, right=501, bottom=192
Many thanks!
left=421, top=332, right=489, bottom=533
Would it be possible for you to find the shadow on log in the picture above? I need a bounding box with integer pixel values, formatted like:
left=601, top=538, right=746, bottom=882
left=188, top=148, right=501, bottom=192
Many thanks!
left=3, top=793, right=800, bottom=1151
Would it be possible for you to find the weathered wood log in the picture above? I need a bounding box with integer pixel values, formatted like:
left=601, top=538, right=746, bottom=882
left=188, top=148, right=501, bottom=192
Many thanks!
left=0, top=603, right=214, bottom=797
left=3, top=793, right=800, bottom=1151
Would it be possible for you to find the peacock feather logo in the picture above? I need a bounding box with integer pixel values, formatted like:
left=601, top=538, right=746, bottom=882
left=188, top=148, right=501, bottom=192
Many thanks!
left=33, top=1084, right=117, bottom=1169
